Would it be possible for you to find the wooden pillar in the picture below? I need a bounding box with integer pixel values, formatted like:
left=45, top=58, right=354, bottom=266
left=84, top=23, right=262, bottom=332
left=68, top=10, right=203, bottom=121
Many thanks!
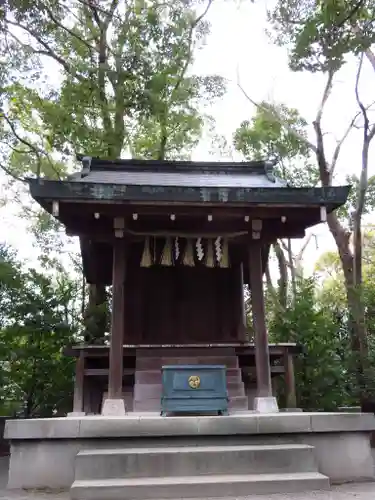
left=71, top=351, right=85, bottom=414
left=108, top=237, right=126, bottom=401
left=248, top=240, right=272, bottom=398
left=237, top=263, right=247, bottom=341
left=284, top=350, right=297, bottom=409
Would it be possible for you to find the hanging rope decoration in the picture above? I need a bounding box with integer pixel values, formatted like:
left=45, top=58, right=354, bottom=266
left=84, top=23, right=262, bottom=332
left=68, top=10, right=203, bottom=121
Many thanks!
left=160, top=237, right=173, bottom=266
left=196, top=237, right=204, bottom=261
left=140, top=236, right=152, bottom=267
left=174, top=237, right=180, bottom=261
left=205, top=239, right=215, bottom=268
left=183, top=238, right=195, bottom=266
left=139, top=236, right=230, bottom=267
left=214, top=237, right=222, bottom=262
left=219, top=238, right=229, bottom=268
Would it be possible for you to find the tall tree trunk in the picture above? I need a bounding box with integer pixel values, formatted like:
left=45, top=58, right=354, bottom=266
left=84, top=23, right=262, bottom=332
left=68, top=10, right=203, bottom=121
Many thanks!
left=327, top=210, right=369, bottom=399
left=274, top=240, right=288, bottom=309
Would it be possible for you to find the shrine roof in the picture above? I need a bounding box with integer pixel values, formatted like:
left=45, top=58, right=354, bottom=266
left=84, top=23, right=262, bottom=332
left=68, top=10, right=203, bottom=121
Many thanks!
left=28, top=156, right=350, bottom=208
left=67, top=156, right=288, bottom=188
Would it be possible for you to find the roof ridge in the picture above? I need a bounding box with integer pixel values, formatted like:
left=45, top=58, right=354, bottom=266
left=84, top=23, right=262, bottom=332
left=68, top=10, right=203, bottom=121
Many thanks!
left=76, top=155, right=277, bottom=177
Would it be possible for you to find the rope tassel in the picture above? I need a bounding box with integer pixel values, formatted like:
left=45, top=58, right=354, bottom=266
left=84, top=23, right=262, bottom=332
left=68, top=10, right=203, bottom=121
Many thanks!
left=140, top=237, right=152, bottom=267
left=219, top=238, right=229, bottom=268
left=160, top=237, right=173, bottom=266
left=205, top=239, right=215, bottom=268
left=183, top=239, right=195, bottom=266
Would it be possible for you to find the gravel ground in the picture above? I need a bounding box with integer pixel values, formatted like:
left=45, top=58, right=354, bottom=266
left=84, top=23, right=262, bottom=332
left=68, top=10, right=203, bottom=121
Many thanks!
left=2, top=457, right=375, bottom=500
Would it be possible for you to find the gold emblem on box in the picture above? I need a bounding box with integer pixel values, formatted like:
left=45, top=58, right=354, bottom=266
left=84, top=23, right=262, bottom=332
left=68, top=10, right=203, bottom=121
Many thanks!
left=188, top=375, right=201, bottom=389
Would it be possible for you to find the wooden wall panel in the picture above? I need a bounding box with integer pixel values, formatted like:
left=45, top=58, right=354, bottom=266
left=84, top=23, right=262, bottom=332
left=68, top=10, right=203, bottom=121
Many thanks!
left=123, top=245, right=243, bottom=344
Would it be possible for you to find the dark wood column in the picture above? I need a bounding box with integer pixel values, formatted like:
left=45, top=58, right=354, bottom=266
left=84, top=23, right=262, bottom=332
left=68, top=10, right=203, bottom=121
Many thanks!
left=284, top=350, right=297, bottom=409
left=71, top=351, right=85, bottom=413
left=237, top=263, right=247, bottom=341
left=248, top=240, right=272, bottom=398
left=108, top=237, right=126, bottom=400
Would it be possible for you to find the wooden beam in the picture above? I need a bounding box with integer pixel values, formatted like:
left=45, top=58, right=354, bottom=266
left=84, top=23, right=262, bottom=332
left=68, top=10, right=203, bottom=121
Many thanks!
left=59, top=203, right=322, bottom=219
left=64, top=342, right=303, bottom=357
left=242, top=366, right=284, bottom=375
left=248, top=239, right=273, bottom=398
left=85, top=368, right=134, bottom=376
left=108, top=238, right=127, bottom=399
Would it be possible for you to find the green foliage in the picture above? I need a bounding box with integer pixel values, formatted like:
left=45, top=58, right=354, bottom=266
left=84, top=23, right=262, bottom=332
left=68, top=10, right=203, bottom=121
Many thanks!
left=268, top=0, right=375, bottom=72
left=336, top=174, right=375, bottom=221
left=0, top=0, right=224, bottom=180
left=266, top=231, right=375, bottom=411
left=268, top=277, right=356, bottom=410
left=233, top=102, right=319, bottom=186
left=0, top=243, right=81, bottom=417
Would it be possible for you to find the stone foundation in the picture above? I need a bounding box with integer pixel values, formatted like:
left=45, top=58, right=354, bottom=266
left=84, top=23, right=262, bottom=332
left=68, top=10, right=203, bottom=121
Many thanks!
left=4, top=412, right=375, bottom=490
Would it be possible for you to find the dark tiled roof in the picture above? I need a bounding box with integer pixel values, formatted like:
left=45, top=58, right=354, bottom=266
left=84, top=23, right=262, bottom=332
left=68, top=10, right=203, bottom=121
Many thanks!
left=68, top=156, right=287, bottom=189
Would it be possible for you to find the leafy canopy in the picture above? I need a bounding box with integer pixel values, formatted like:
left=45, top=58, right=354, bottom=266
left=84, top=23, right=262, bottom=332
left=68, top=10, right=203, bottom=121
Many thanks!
left=268, top=0, right=375, bottom=72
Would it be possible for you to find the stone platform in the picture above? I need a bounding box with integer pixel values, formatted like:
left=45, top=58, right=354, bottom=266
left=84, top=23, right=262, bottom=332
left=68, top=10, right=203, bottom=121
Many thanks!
left=4, top=413, right=375, bottom=498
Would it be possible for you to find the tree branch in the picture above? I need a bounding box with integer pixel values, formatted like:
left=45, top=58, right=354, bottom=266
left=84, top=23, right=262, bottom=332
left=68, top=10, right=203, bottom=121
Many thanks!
left=155, top=0, right=214, bottom=160
left=364, top=46, right=375, bottom=74
left=1, top=114, right=41, bottom=157
left=336, top=0, right=366, bottom=27
left=0, top=161, right=27, bottom=183
left=5, top=19, right=83, bottom=81
left=312, top=70, right=334, bottom=186
left=43, top=5, right=96, bottom=52
left=236, top=76, right=317, bottom=154
left=330, top=111, right=360, bottom=176
left=354, top=53, right=375, bottom=220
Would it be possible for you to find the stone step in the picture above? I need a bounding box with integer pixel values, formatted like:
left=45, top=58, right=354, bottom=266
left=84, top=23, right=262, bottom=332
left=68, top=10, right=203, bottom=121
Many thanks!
left=136, top=356, right=239, bottom=370
left=229, top=395, right=248, bottom=410
left=135, top=369, right=242, bottom=384
left=71, top=472, right=330, bottom=499
left=134, top=383, right=245, bottom=401
left=75, top=444, right=319, bottom=480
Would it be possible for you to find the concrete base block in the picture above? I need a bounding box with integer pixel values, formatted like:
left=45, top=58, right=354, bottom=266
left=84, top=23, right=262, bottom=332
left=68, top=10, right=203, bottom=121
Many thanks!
left=254, top=397, right=279, bottom=413
left=281, top=408, right=303, bottom=413
left=67, top=412, right=86, bottom=417
left=101, top=399, right=126, bottom=416
left=5, top=412, right=375, bottom=489
left=74, top=444, right=319, bottom=480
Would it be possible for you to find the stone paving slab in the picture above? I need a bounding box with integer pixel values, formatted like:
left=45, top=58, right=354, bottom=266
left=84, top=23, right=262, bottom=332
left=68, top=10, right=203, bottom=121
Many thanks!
left=1, top=483, right=375, bottom=500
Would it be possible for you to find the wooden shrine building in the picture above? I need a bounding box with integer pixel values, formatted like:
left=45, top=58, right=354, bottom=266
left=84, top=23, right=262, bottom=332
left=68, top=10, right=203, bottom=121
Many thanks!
left=28, top=157, right=350, bottom=415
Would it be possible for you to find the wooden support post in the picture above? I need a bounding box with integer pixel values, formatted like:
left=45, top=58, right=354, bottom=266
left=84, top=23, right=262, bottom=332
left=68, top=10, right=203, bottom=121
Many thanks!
left=249, top=240, right=277, bottom=412
left=284, top=350, right=297, bottom=409
left=103, top=236, right=126, bottom=415
left=73, top=352, right=85, bottom=413
left=67, top=351, right=85, bottom=416
left=237, top=263, right=247, bottom=342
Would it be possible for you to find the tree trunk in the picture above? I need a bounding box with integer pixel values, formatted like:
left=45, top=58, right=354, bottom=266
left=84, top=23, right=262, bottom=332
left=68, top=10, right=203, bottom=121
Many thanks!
left=327, top=212, right=369, bottom=399
left=274, top=241, right=288, bottom=309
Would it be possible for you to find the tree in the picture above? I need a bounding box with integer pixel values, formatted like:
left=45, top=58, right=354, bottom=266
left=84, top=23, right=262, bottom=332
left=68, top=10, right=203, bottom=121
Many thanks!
left=0, top=0, right=225, bottom=345
left=234, top=104, right=319, bottom=308
left=268, top=277, right=355, bottom=411
left=239, top=1, right=375, bottom=403
left=0, top=243, right=81, bottom=416
left=0, top=0, right=224, bottom=179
